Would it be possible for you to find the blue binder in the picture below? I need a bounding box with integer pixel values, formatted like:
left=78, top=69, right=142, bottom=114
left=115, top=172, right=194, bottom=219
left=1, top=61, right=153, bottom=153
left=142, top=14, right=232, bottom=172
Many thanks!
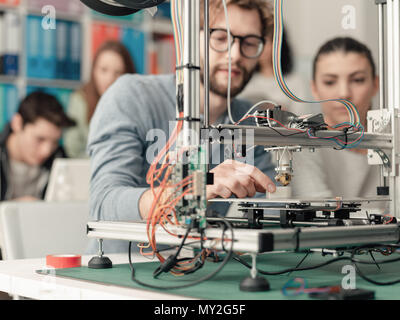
left=41, top=22, right=57, bottom=79
left=26, top=16, right=42, bottom=78
left=69, top=21, right=81, bottom=80
left=55, top=88, right=72, bottom=111
left=4, top=84, right=18, bottom=122
left=121, top=27, right=146, bottom=74
left=55, top=20, right=69, bottom=79
left=3, top=12, right=19, bottom=76
left=0, top=85, right=5, bottom=130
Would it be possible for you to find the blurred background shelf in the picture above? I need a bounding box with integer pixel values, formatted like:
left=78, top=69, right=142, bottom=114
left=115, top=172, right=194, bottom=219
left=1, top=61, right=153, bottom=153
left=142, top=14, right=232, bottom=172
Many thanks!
left=0, top=0, right=175, bottom=131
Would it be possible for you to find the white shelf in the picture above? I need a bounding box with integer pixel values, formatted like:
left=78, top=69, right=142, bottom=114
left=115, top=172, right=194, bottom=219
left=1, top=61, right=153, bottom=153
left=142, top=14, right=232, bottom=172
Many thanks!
left=26, top=78, right=83, bottom=90
left=0, top=75, right=18, bottom=84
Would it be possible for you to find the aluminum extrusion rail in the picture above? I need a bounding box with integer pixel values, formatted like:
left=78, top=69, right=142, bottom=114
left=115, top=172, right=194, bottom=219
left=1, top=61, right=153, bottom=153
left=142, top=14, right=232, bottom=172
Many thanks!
left=87, top=221, right=400, bottom=253
left=214, top=124, right=393, bottom=150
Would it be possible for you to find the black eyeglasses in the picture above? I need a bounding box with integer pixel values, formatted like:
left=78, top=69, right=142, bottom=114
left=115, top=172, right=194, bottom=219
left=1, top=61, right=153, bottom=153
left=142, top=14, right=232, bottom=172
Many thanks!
left=209, top=28, right=265, bottom=59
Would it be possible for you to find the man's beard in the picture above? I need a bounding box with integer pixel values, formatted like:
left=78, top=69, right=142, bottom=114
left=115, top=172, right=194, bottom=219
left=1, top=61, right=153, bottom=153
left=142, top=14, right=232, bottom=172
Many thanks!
left=200, top=63, right=255, bottom=98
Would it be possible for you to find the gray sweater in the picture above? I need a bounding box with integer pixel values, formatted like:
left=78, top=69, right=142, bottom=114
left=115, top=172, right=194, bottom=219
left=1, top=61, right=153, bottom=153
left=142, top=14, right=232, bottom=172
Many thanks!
left=291, top=148, right=384, bottom=211
left=87, top=74, right=275, bottom=253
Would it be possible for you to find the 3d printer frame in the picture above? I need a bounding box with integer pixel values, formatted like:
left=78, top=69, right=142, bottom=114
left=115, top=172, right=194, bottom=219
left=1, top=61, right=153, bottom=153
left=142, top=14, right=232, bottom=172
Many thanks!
left=86, top=0, right=400, bottom=279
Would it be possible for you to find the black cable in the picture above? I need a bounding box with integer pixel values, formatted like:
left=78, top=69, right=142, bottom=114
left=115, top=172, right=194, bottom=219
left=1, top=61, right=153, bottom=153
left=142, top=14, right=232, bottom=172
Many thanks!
left=153, top=225, right=192, bottom=278
left=266, top=126, right=305, bottom=137
left=233, top=253, right=350, bottom=276
left=288, top=251, right=311, bottom=277
left=233, top=244, right=400, bottom=286
left=265, top=124, right=359, bottom=150
left=127, top=219, right=235, bottom=290
left=350, top=244, right=400, bottom=286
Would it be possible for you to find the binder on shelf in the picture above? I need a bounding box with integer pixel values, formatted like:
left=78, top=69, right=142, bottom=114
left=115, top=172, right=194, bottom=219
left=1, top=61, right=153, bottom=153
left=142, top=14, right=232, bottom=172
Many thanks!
left=0, top=11, right=4, bottom=75
left=121, top=27, right=146, bottom=74
left=148, top=42, right=158, bottom=75
left=91, top=22, right=120, bottom=58
left=0, top=0, right=20, bottom=6
left=154, top=2, right=171, bottom=20
left=0, top=85, right=5, bottom=130
left=26, top=15, right=41, bottom=78
left=41, top=21, right=56, bottom=79
left=64, top=21, right=73, bottom=80
left=3, top=12, right=19, bottom=76
left=55, top=88, right=73, bottom=112
left=152, top=34, right=175, bottom=75
left=69, top=21, right=81, bottom=80
left=47, top=87, right=72, bottom=111
left=55, top=19, right=69, bottom=79
left=4, top=84, right=18, bottom=122
left=26, top=85, right=37, bottom=95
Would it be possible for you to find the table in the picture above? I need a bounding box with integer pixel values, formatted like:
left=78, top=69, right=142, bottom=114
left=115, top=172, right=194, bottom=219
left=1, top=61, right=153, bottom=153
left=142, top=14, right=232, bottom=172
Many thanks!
left=1, top=250, right=399, bottom=300
left=0, top=254, right=190, bottom=300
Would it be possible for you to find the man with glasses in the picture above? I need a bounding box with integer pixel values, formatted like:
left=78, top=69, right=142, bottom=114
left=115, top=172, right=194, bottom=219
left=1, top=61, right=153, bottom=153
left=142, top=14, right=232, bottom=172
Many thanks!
left=87, top=0, right=277, bottom=253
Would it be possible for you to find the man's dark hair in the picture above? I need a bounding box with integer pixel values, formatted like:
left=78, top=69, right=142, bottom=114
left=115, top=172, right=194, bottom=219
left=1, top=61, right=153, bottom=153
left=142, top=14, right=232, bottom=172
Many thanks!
left=257, top=26, right=293, bottom=76
left=279, top=27, right=293, bottom=76
left=312, top=37, right=376, bottom=80
left=18, top=91, right=76, bottom=128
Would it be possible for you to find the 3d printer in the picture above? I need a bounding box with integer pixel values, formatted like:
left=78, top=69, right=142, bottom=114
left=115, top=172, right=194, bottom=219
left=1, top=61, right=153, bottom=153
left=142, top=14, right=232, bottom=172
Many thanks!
left=82, top=0, right=400, bottom=291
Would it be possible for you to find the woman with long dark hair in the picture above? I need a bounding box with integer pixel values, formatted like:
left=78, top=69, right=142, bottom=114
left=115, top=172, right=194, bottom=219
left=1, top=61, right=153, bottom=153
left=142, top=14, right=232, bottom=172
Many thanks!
left=291, top=37, right=382, bottom=209
left=64, top=40, right=135, bottom=158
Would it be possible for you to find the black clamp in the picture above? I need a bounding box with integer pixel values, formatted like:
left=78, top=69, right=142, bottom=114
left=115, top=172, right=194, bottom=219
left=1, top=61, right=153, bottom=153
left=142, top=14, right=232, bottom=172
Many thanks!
left=176, top=116, right=201, bottom=122
left=293, top=227, right=301, bottom=252
left=176, top=63, right=201, bottom=71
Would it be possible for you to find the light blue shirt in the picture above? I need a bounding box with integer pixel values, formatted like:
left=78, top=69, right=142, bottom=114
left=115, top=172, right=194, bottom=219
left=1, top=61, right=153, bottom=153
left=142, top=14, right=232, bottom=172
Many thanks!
left=87, top=74, right=274, bottom=253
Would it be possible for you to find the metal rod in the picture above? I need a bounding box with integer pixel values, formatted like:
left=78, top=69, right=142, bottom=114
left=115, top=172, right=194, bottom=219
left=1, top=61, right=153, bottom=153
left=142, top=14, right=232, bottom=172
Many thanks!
left=393, top=0, right=400, bottom=108
left=387, top=0, right=394, bottom=111
left=203, top=0, right=211, bottom=172
left=87, top=221, right=400, bottom=254
left=386, top=0, right=400, bottom=218
left=183, top=0, right=200, bottom=147
left=259, top=219, right=330, bottom=227
left=215, top=124, right=393, bottom=150
left=378, top=3, right=385, bottom=112
left=206, top=216, right=329, bottom=227
left=392, top=0, right=400, bottom=218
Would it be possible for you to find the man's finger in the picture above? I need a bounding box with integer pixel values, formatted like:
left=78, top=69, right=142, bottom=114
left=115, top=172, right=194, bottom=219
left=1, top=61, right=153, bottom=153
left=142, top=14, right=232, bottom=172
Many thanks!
left=234, top=162, right=276, bottom=193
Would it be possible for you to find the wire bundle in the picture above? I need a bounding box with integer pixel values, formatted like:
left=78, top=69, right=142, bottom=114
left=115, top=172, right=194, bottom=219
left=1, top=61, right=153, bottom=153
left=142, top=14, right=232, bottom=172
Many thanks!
left=139, top=0, right=219, bottom=277
left=271, top=0, right=364, bottom=149
left=235, top=112, right=364, bottom=149
left=171, top=0, right=184, bottom=84
left=234, top=244, right=400, bottom=287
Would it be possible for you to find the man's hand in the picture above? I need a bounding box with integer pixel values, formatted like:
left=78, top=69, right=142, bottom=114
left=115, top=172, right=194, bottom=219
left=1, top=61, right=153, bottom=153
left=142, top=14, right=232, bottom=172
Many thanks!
left=139, top=186, right=173, bottom=220
left=139, top=160, right=275, bottom=219
left=207, top=159, right=276, bottom=200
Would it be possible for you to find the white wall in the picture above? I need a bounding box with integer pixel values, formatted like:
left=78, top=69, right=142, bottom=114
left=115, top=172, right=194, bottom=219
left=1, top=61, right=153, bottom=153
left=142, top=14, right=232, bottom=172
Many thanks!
left=283, top=0, right=379, bottom=82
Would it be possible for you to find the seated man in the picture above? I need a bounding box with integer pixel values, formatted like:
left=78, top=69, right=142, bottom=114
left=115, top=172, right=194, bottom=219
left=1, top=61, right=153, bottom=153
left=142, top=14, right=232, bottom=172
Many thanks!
left=0, top=91, right=76, bottom=201
left=87, top=0, right=277, bottom=253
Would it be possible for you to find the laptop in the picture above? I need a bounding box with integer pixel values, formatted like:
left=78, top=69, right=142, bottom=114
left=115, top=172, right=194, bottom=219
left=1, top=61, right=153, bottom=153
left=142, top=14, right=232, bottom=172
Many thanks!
left=45, top=159, right=91, bottom=202
left=0, top=201, right=89, bottom=260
